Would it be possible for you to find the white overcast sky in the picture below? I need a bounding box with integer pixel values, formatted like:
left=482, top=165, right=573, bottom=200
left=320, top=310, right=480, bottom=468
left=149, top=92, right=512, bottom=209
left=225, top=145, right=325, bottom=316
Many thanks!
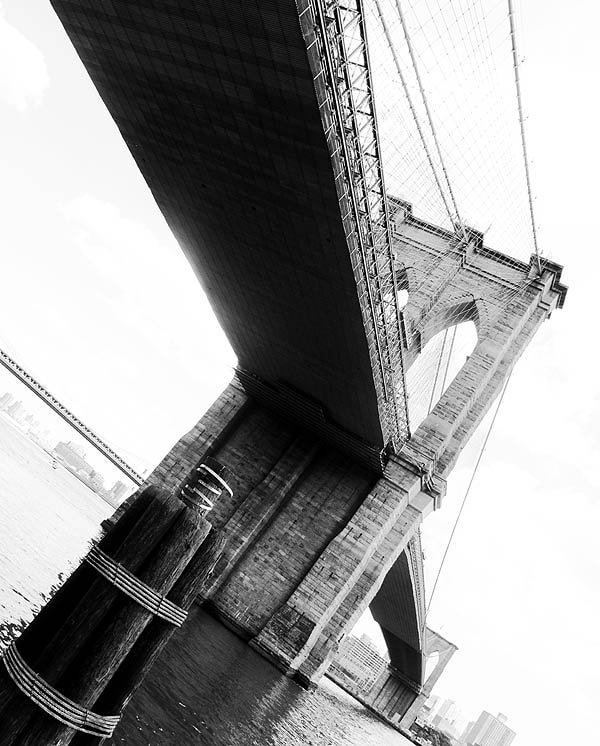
left=0, top=1, right=598, bottom=744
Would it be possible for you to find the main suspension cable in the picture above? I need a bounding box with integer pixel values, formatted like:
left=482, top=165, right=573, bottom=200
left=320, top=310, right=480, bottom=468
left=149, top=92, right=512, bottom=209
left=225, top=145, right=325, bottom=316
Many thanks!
left=507, top=0, right=542, bottom=272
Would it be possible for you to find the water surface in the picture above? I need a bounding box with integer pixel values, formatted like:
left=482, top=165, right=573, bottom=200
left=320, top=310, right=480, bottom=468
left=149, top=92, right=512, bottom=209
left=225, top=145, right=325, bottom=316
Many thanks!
left=0, top=415, right=411, bottom=745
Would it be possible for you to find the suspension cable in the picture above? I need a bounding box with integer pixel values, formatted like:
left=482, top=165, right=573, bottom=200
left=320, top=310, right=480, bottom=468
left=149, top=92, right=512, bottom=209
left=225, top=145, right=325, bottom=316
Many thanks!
left=426, top=369, right=513, bottom=616
left=507, top=0, right=542, bottom=272
left=440, top=325, right=458, bottom=392
left=427, top=328, right=449, bottom=414
left=393, top=0, right=466, bottom=238
left=373, top=0, right=456, bottom=228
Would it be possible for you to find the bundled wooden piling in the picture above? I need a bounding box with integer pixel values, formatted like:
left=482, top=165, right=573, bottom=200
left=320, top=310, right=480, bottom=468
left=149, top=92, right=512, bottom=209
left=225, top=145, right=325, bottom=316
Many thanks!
left=0, top=462, right=230, bottom=746
left=18, top=505, right=211, bottom=745
left=0, top=487, right=184, bottom=743
left=72, top=529, right=225, bottom=746
left=0, top=485, right=157, bottom=720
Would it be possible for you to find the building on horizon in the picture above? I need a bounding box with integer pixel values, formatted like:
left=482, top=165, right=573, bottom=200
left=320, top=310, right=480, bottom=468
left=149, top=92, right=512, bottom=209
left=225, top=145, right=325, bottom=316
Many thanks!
left=7, top=400, right=26, bottom=425
left=420, top=693, right=441, bottom=723
left=88, top=469, right=105, bottom=493
left=53, top=441, right=116, bottom=498
left=328, top=633, right=388, bottom=694
left=431, top=698, right=463, bottom=740
left=53, top=441, right=94, bottom=478
left=106, top=480, right=129, bottom=506
left=464, top=710, right=516, bottom=746
left=460, top=721, right=475, bottom=742
left=0, top=391, right=14, bottom=410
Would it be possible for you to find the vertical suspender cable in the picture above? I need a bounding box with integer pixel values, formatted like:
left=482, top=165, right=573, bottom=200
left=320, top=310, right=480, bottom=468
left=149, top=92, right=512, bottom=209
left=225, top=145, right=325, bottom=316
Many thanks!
left=373, top=0, right=456, bottom=229
left=393, top=0, right=466, bottom=239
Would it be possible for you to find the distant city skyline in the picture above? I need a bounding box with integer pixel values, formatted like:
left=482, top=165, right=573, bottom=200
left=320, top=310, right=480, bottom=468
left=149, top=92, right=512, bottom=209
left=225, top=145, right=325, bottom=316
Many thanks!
left=421, top=696, right=516, bottom=746
left=329, top=630, right=517, bottom=745
left=328, top=632, right=389, bottom=694
left=0, top=376, right=138, bottom=503
left=462, top=710, right=516, bottom=746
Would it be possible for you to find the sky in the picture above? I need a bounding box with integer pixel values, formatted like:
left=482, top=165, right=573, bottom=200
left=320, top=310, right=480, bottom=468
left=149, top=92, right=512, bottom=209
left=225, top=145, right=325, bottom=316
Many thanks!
left=0, top=1, right=598, bottom=744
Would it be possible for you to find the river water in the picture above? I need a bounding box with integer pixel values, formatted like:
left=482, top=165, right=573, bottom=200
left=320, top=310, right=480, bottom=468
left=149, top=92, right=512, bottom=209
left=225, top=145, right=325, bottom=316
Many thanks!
left=0, top=415, right=411, bottom=745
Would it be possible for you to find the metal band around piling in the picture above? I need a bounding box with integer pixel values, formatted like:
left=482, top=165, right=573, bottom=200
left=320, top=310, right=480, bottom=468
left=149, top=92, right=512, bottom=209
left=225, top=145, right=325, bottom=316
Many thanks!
left=85, top=543, right=187, bottom=627
left=181, top=487, right=214, bottom=513
left=198, top=463, right=233, bottom=497
left=1, top=642, right=120, bottom=737
left=181, top=462, right=233, bottom=513
left=184, top=470, right=217, bottom=512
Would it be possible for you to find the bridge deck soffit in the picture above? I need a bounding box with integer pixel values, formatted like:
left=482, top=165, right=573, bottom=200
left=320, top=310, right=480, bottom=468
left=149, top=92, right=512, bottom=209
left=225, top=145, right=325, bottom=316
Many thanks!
left=50, top=1, right=566, bottom=479
left=50, top=0, right=412, bottom=465
left=370, top=539, right=426, bottom=683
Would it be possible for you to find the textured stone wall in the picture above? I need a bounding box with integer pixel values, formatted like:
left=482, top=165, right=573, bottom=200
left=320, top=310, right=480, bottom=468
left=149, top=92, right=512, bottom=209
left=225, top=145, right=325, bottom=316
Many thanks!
left=137, top=216, right=566, bottom=690
left=144, top=378, right=250, bottom=495
left=208, top=442, right=374, bottom=636
left=393, top=204, right=567, bottom=484
left=134, top=374, right=431, bottom=685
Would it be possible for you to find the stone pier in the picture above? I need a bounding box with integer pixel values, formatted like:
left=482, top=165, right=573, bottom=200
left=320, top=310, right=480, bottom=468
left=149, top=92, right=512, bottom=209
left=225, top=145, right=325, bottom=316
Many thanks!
left=364, top=629, right=458, bottom=729
left=134, top=216, right=566, bottom=691
left=138, top=377, right=438, bottom=687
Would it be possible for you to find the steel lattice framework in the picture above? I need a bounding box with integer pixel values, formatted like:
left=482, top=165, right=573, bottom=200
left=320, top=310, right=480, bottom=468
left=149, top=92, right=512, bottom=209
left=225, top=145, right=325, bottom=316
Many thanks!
left=0, top=347, right=143, bottom=486
left=301, top=0, right=410, bottom=452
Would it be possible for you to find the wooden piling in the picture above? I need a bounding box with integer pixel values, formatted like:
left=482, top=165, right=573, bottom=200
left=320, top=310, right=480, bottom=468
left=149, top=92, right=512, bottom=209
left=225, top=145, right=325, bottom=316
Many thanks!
left=72, top=529, right=226, bottom=745
left=0, top=488, right=183, bottom=744
left=1, top=455, right=233, bottom=746
left=0, top=487, right=155, bottom=723
left=18, top=502, right=211, bottom=746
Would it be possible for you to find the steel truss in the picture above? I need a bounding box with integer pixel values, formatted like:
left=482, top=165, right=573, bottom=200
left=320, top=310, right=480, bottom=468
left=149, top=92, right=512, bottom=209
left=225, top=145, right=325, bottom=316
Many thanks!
left=300, top=0, right=410, bottom=451
left=0, top=347, right=143, bottom=485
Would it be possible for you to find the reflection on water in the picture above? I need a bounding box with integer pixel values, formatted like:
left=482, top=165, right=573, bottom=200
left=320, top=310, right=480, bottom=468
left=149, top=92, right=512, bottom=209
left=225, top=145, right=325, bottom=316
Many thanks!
left=0, top=415, right=410, bottom=745
left=110, top=607, right=411, bottom=746
left=0, top=415, right=110, bottom=644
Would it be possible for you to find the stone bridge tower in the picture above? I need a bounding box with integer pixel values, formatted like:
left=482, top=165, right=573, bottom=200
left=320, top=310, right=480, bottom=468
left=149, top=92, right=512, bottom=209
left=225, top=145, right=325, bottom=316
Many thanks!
left=136, top=202, right=566, bottom=706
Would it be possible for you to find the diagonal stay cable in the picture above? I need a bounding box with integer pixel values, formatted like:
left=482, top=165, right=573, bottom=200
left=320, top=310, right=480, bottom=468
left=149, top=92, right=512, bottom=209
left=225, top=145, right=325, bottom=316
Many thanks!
left=393, top=0, right=467, bottom=238
left=427, top=328, right=449, bottom=415
left=440, top=324, right=458, bottom=392
left=426, top=367, right=513, bottom=617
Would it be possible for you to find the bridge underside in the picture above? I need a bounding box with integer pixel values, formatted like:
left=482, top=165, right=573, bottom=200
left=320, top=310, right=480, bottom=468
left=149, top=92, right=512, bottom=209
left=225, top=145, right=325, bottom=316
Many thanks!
left=51, top=0, right=392, bottom=466
left=370, top=545, right=425, bottom=686
left=128, top=379, right=433, bottom=690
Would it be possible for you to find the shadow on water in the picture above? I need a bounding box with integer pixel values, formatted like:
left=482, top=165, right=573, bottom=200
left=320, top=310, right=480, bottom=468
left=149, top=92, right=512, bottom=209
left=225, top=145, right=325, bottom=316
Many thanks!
left=109, top=607, right=410, bottom=746
left=0, top=419, right=409, bottom=746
